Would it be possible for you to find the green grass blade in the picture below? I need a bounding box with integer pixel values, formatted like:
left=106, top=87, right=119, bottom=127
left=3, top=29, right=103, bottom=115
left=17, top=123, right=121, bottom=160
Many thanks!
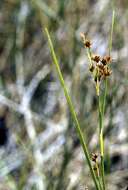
left=45, top=27, right=100, bottom=190
left=31, top=0, right=58, bottom=21
left=109, top=10, right=115, bottom=56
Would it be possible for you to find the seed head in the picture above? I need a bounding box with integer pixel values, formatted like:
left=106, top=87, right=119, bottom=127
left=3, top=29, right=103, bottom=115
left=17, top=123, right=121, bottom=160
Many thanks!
left=89, top=64, right=95, bottom=72
left=84, top=40, right=91, bottom=48
left=101, top=57, right=107, bottom=65
left=97, top=63, right=104, bottom=70
left=80, top=32, right=91, bottom=48
left=92, top=55, right=101, bottom=63
left=105, top=55, right=111, bottom=63
left=104, top=66, right=112, bottom=77
left=91, top=153, right=98, bottom=163
left=101, top=55, right=112, bottom=65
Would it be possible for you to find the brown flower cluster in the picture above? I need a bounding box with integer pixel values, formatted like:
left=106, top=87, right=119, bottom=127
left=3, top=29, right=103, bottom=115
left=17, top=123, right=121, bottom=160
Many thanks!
left=80, top=32, right=92, bottom=48
left=91, top=153, right=98, bottom=163
left=80, top=33, right=112, bottom=96
left=91, top=153, right=100, bottom=177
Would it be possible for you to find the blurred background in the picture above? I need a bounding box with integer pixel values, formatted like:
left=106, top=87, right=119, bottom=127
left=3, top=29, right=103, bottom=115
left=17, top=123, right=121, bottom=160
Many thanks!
left=0, top=0, right=128, bottom=189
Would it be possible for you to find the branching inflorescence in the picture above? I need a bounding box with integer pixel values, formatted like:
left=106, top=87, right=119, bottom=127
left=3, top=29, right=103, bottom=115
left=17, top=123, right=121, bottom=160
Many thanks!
left=80, top=33, right=112, bottom=96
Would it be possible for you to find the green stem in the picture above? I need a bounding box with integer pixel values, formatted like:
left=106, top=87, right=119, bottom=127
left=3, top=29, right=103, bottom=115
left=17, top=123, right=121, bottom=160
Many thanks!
left=109, top=10, right=115, bottom=56
left=98, top=94, right=105, bottom=190
left=96, top=162, right=103, bottom=190
left=87, top=48, right=92, bottom=65
left=101, top=155, right=105, bottom=190
left=45, top=27, right=100, bottom=190
left=102, top=79, right=107, bottom=116
left=99, top=9, right=115, bottom=189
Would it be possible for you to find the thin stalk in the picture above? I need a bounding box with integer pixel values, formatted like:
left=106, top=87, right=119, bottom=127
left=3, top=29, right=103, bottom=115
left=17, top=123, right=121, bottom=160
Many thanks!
left=109, top=10, right=115, bottom=56
left=100, top=155, right=105, bottom=190
left=103, top=9, right=115, bottom=120
left=102, top=79, right=107, bottom=117
left=45, top=27, right=100, bottom=190
left=100, top=80, right=107, bottom=189
left=31, top=0, right=58, bottom=21
left=99, top=95, right=105, bottom=190
left=96, top=162, right=103, bottom=190
left=97, top=177, right=102, bottom=190
left=87, top=48, right=92, bottom=65
left=99, top=10, right=115, bottom=190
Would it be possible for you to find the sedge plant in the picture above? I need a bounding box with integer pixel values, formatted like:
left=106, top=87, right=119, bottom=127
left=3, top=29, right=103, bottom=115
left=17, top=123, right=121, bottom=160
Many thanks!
left=45, top=10, right=115, bottom=190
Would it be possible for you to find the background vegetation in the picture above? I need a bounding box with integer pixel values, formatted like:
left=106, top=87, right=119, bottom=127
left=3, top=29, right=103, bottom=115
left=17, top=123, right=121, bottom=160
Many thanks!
left=0, top=0, right=128, bottom=189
